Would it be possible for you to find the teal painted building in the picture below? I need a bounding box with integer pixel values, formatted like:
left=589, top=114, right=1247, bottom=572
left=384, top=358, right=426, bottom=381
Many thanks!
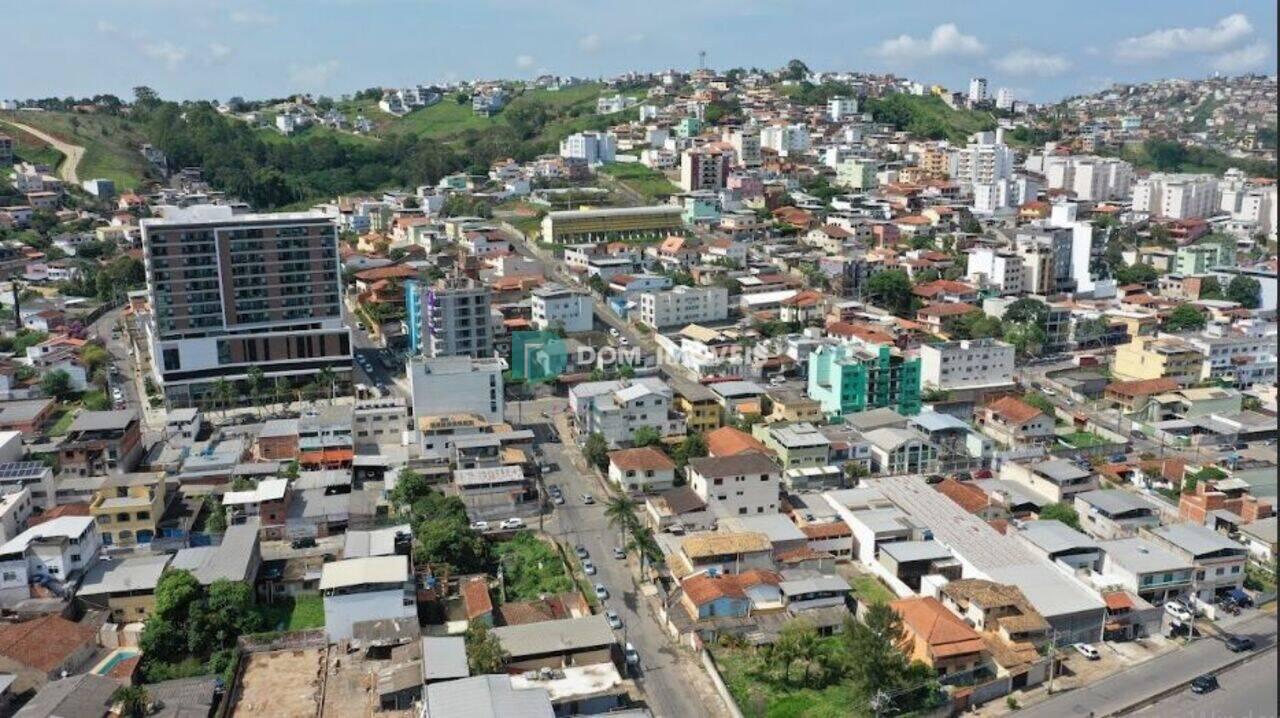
left=807, top=344, right=922, bottom=416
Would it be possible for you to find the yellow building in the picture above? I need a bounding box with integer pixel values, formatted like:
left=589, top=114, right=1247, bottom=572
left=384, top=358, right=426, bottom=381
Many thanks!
left=671, top=379, right=722, bottom=435
left=765, top=389, right=825, bottom=424
left=1112, top=336, right=1206, bottom=386
left=1105, top=310, right=1159, bottom=340
left=90, top=472, right=167, bottom=547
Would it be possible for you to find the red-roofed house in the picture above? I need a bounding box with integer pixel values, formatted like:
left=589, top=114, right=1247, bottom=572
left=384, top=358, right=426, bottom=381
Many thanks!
left=607, top=447, right=677, bottom=493
left=891, top=596, right=990, bottom=678
left=705, top=426, right=770, bottom=458
left=978, top=396, right=1055, bottom=447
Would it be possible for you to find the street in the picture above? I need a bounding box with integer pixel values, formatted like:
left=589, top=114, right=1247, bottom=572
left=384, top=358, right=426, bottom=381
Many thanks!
left=512, top=398, right=729, bottom=718
left=1131, top=648, right=1277, bottom=718
left=1018, top=612, right=1278, bottom=718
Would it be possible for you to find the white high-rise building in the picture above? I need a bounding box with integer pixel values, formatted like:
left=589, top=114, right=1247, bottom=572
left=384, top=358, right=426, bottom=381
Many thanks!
left=951, top=131, right=1013, bottom=186
left=966, top=248, right=1026, bottom=295
left=1132, top=173, right=1220, bottom=219
left=968, top=77, right=988, bottom=105
left=1035, top=155, right=1133, bottom=202
left=995, top=88, right=1015, bottom=111
left=638, top=286, right=729, bottom=329
left=920, top=339, right=1015, bottom=391
left=408, top=355, right=505, bottom=424
left=723, top=126, right=762, bottom=167
left=828, top=96, right=859, bottom=122
left=531, top=284, right=593, bottom=334
left=760, top=124, right=810, bottom=157
left=559, top=131, right=617, bottom=165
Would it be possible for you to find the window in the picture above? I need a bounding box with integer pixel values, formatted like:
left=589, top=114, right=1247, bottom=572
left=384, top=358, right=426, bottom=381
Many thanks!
left=2, top=572, right=16, bottom=581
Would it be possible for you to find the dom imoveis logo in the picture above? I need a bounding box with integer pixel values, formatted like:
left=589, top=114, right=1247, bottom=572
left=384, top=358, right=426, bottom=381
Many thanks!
left=510, top=331, right=569, bottom=384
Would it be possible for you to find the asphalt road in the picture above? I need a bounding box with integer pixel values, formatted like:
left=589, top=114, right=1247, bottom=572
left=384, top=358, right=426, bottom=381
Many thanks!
left=1131, top=648, right=1277, bottom=718
left=1019, top=612, right=1278, bottom=718
left=511, top=398, right=728, bottom=718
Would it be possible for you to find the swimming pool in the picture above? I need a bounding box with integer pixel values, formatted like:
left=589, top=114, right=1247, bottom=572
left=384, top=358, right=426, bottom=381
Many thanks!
left=91, top=648, right=141, bottom=676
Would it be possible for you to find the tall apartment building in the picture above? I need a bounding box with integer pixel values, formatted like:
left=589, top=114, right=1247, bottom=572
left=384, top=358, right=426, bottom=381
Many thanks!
left=407, top=355, right=504, bottom=423
left=950, top=131, right=1013, bottom=187
left=723, top=126, right=762, bottom=168
left=966, top=247, right=1026, bottom=295
left=828, top=96, right=859, bottom=122
left=1015, top=229, right=1075, bottom=295
left=1132, top=173, right=1220, bottom=219
left=1034, top=155, right=1133, bottom=202
left=638, top=286, right=729, bottom=329
left=140, top=207, right=350, bottom=407
left=968, top=77, right=988, bottom=105
left=531, top=283, right=593, bottom=334
left=759, top=124, right=810, bottom=157
left=919, top=145, right=952, bottom=179
left=559, top=131, right=617, bottom=165
left=835, top=159, right=878, bottom=190
left=1174, top=243, right=1234, bottom=276
left=680, top=146, right=731, bottom=192
left=919, top=339, right=1015, bottom=392
left=995, top=88, right=1015, bottom=111
left=807, top=344, right=922, bottom=416
left=406, top=276, right=493, bottom=358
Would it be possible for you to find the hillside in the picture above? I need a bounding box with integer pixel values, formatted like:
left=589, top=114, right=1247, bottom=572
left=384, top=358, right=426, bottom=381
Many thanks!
left=0, top=110, right=153, bottom=190
left=863, top=93, right=997, bottom=143
left=0, top=122, right=65, bottom=168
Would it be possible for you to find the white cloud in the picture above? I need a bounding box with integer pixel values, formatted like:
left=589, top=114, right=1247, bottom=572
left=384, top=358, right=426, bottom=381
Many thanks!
left=578, top=33, right=602, bottom=52
left=515, top=54, right=535, bottom=69
left=230, top=9, right=276, bottom=25
left=626, top=32, right=647, bottom=44
left=142, top=41, right=188, bottom=70
left=208, top=42, right=233, bottom=63
left=1211, top=41, right=1271, bottom=73
left=1115, top=13, right=1253, bottom=61
left=874, top=23, right=986, bottom=61
left=289, top=60, right=340, bottom=88
left=993, top=49, right=1070, bottom=77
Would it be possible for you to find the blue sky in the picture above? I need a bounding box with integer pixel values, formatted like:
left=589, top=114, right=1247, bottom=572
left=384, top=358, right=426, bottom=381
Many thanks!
left=3, top=1, right=1276, bottom=103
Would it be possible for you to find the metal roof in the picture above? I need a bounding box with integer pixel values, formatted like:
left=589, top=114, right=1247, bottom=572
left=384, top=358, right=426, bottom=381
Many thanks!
left=421, top=636, right=469, bottom=681
left=344, top=524, right=412, bottom=559
left=169, top=518, right=260, bottom=584
left=879, top=539, right=954, bottom=563
left=490, top=614, right=615, bottom=658
left=1016, top=520, right=1101, bottom=556
left=1075, top=489, right=1156, bottom=516
left=66, top=410, right=136, bottom=432
left=424, top=675, right=553, bottom=718
left=319, top=555, right=410, bottom=590
left=1099, top=537, right=1192, bottom=574
left=78, top=554, right=172, bottom=596
left=1151, top=523, right=1249, bottom=559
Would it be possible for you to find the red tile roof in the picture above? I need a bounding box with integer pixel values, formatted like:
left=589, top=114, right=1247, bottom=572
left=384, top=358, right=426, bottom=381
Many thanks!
left=800, top=521, right=851, bottom=539
left=891, top=596, right=986, bottom=658
left=0, top=615, right=96, bottom=673
left=1105, top=378, right=1179, bottom=398
left=985, top=396, right=1044, bottom=425
left=706, top=427, right=770, bottom=457
left=935, top=478, right=990, bottom=514
left=608, top=447, right=676, bottom=472
left=461, top=576, right=493, bottom=620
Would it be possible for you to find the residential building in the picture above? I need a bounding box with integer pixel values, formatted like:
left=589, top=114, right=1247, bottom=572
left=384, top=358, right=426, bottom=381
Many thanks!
left=1015, top=228, right=1075, bottom=295
left=950, top=131, right=1013, bottom=186
left=170, top=518, right=262, bottom=585
left=1013, top=520, right=1103, bottom=571
left=408, top=356, right=504, bottom=423
left=223, top=478, right=291, bottom=540
left=0, top=488, right=33, bottom=544
left=687, top=452, right=782, bottom=517
left=89, top=472, right=167, bottom=547
left=56, top=410, right=144, bottom=478
left=828, top=95, right=859, bottom=121
left=968, top=77, right=988, bottom=104
left=1148, top=523, right=1248, bottom=606
left=454, top=466, right=536, bottom=520
left=568, top=378, right=683, bottom=447
left=679, top=570, right=782, bottom=620
left=1034, top=155, right=1132, bottom=201
left=676, top=531, right=775, bottom=576
left=807, top=343, right=922, bottom=416
left=1073, top=490, right=1161, bottom=539
left=671, top=379, right=721, bottom=435
left=0, top=517, right=102, bottom=605
left=1185, top=331, right=1278, bottom=387
left=723, top=126, right=762, bottom=168
left=680, top=146, right=731, bottom=192
left=540, top=206, right=684, bottom=244
left=638, top=286, right=729, bottom=329
left=1132, top=173, right=1220, bottom=219
left=834, top=159, right=877, bottom=190
left=863, top=427, right=937, bottom=475
left=559, top=131, right=617, bottom=165
left=919, top=339, right=1015, bottom=392
left=1239, top=517, right=1276, bottom=566
left=1112, top=336, right=1206, bottom=386
left=1097, top=536, right=1194, bottom=605
left=140, top=206, right=350, bottom=407
left=1000, top=459, right=1097, bottom=504
left=891, top=596, right=989, bottom=680
left=407, top=276, right=493, bottom=358
left=0, top=461, right=56, bottom=511
left=423, top=674, right=554, bottom=718
left=758, top=422, right=830, bottom=470
left=531, top=284, right=593, bottom=334
left=0, top=615, right=97, bottom=696
left=321, top=555, right=417, bottom=641
left=77, top=553, right=173, bottom=622
left=966, top=248, right=1025, bottom=295
left=607, top=447, right=677, bottom=493
left=491, top=613, right=615, bottom=672
left=978, top=397, right=1055, bottom=447
left=1174, top=243, right=1234, bottom=276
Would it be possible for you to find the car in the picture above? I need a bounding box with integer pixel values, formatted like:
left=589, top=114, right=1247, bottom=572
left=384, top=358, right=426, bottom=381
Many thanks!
left=547, top=484, right=560, bottom=494
left=1224, top=634, right=1255, bottom=653
left=575, top=545, right=589, bottom=559
left=552, top=494, right=566, bottom=505
left=1233, top=441, right=1249, bottom=450
left=1042, top=388, right=1056, bottom=397
left=356, top=321, right=366, bottom=331
left=1165, top=602, right=1194, bottom=622
left=1110, top=453, right=1128, bottom=463
left=613, top=547, right=626, bottom=560
left=582, top=559, right=596, bottom=575
left=499, top=517, right=525, bottom=530
left=469, top=521, right=490, bottom=531
left=619, top=337, right=629, bottom=347
left=624, top=642, right=639, bottom=666
left=594, top=584, right=609, bottom=600
left=605, top=610, right=622, bottom=629
left=1190, top=674, right=1219, bottom=694
left=290, top=537, right=317, bottom=549
left=1072, top=643, right=1100, bottom=660
left=768, top=375, right=785, bottom=386
left=581, top=494, right=595, bottom=505
left=609, top=328, right=619, bottom=337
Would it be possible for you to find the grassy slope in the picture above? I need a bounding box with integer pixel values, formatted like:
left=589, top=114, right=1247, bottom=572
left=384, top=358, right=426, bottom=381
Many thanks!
left=598, top=162, right=680, bottom=201
left=1, top=123, right=65, bottom=168
left=0, top=111, right=153, bottom=190
left=383, top=82, right=613, bottom=140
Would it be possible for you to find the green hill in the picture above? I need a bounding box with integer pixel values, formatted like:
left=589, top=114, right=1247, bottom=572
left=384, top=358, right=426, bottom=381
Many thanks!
left=863, top=93, right=997, bottom=143
left=0, top=111, right=154, bottom=190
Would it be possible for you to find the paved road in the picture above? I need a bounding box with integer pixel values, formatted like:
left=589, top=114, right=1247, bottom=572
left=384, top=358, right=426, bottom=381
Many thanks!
left=510, top=399, right=729, bottom=718
left=1019, top=612, right=1278, bottom=718
left=0, top=116, right=85, bottom=184
left=1131, top=648, right=1277, bottom=718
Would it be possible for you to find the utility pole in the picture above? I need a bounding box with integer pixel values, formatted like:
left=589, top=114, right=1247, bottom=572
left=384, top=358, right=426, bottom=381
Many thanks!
left=1046, top=628, right=1060, bottom=694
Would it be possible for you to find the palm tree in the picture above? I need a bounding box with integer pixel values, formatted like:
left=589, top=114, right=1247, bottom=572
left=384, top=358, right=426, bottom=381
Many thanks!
left=247, top=366, right=265, bottom=418
left=213, top=378, right=235, bottom=419
left=112, top=685, right=150, bottom=718
left=604, top=495, right=639, bottom=547
left=627, top=525, right=662, bottom=580
left=317, top=366, right=336, bottom=404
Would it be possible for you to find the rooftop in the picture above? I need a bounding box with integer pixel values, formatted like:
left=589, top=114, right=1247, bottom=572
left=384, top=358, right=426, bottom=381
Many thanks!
left=1099, top=537, right=1191, bottom=574
left=1016, top=519, right=1101, bottom=555
left=608, top=447, right=676, bottom=472
left=681, top=531, right=773, bottom=558
left=490, top=614, right=615, bottom=658
left=424, top=674, right=553, bottom=718
left=78, top=554, right=172, bottom=597
left=688, top=452, right=779, bottom=479
left=319, top=555, right=410, bottom=590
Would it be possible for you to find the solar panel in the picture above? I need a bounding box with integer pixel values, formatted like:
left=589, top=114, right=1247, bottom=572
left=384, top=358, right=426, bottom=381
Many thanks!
left=0, top=462, right=49, bottom=479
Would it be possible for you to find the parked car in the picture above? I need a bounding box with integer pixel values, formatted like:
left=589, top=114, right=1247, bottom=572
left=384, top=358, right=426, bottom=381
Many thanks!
left=499, top=517, right=525, bottom=530
left=1165, top=602, right=1194, bottom=622
left=1224, top=634, right=1255, bottom=653
left=290, top=537, right=317, bottom=549
left=575, top=545, right=589, bottom=559
left=612, top=547, right=626, bottom=560
left=1072, top=643, right=1100, bottom=660
left=1190, top=674, right=1219, bottom=694
left=624, top=642, right=639, bottom=666
left=581, top=494, right=595, bottom=505
left=594, top=583, right=609, bottom=600
left=582, top=559, right=596, bottom=575
left=469, top=521, right=490, bottom=532
left=605, top=609, right=622, bottom=629
left=552, top=494, right=565, bottom=505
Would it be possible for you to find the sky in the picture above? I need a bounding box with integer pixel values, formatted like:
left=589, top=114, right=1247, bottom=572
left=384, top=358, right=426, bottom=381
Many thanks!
left=2, top=0, right=1276, bottom=104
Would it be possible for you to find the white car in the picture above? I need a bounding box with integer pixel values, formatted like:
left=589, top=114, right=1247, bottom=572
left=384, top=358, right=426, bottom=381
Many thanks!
left=469, top=521, right=489, bottom=532
left=609, top=328, right=620, bottom=337
left=612, top=547, right=626, bottom=560
left=499, top=517, right=525, bottom=530
left=1165, top=602, right=1194, bottom=622
left=582, top=559, right=596, bottom=575
left=594, top=583, right=609, bottom=600
left=605, top=609, right=622, bottom=629
left=619, top=337, right=630, bottom=347
left=624, top=642, right=639, bottom=666
left=581, top=494, right=595, bottom=505
left=1072, top=643, right=1100, bottom=660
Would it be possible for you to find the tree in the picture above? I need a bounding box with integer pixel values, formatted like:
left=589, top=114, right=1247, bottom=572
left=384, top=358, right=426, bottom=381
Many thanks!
left=1003, top=298, right=1049, bottom=327
left=203, top=494, right=227, bottom=534
left=317, top=365, right=337, bottom=403
left=1113, top=263, right=1158, bottom=286
left=1003, top=322, right=1048, bottom=359
left=1072, top=317, right=1111, bottom=348
left=784, top=59, right=810, bottom=81
left=1163, top=305, right=1207, bottom=332
left=210, top=378, right=232, bottom=416
left=605, top=495, right=639, bottom=546
left=464, top=621, right=507, bottom=674
left=1039, top=502, right=1081, bottom=530
left=583, top=432, right=609, bottom=471
left=246, top=366, right=265, bottom=413
left=112, top=685, right=150, bottom=718
left=631, top=426, right=661, bottom=448
left=866, top=269, right=915, bottom=316
left=390, top=468, right=431, bottom=508
left=1198, top=276, right=1224, bottom=300
left=40, top=370, right=72, bottom=400
left=671, top=433, right=707, bottom=469
left=1022, top=392, right=1056, bottom=419
left=80, top=344, right=110, bottom=374
left=1226, top=276, right=1261, bottom=309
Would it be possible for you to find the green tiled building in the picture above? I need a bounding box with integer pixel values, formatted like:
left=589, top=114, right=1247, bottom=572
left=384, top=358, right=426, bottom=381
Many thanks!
left=807, top=344, right=922, bottom=416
